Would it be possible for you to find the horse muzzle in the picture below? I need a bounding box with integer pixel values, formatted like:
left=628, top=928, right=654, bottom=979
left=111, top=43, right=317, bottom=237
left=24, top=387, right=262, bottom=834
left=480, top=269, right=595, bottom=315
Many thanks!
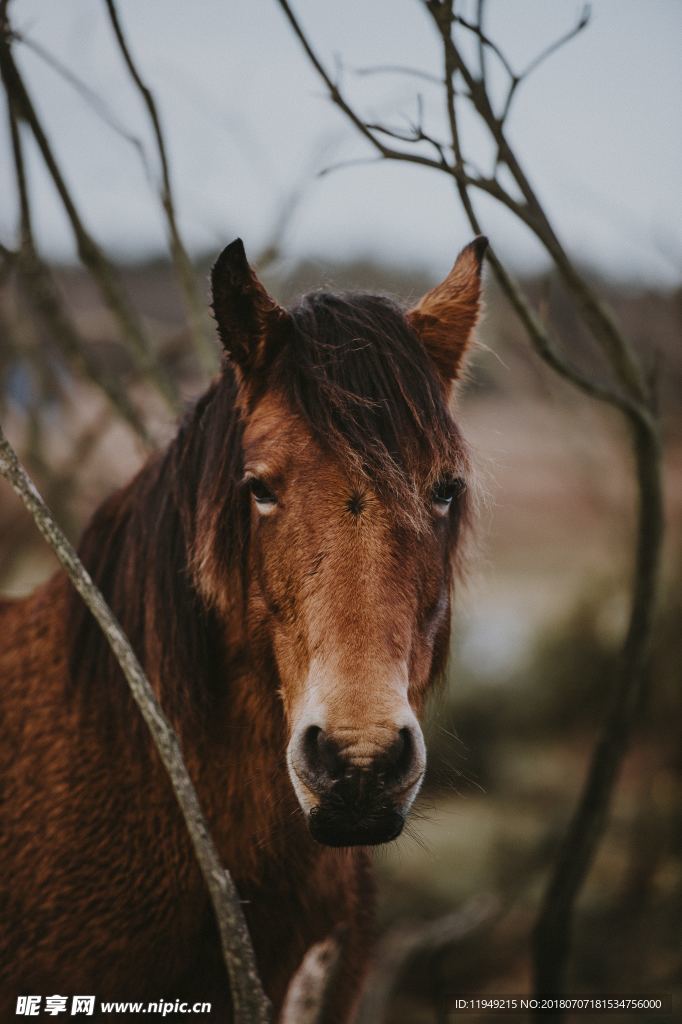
left=287, top=720, right=425, bottom=847
left=308, top=776, right=406, bottom=847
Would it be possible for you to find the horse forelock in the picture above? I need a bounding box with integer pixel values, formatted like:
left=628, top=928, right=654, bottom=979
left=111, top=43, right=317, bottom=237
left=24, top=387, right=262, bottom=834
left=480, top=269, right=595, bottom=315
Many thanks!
left=270, top=291, right=470, bottom=531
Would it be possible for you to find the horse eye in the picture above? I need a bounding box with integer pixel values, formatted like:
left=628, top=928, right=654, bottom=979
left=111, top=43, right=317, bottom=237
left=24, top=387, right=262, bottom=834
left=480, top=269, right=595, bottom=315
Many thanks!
left=432, top=477, right=466, bottom=509
left=248, top=477, right=277, bottom=506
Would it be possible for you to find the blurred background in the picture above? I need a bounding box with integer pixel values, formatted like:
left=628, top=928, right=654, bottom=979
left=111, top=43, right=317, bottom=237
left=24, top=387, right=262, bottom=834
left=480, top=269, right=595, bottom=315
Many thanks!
left=0, top=1, right=680, bottom=1020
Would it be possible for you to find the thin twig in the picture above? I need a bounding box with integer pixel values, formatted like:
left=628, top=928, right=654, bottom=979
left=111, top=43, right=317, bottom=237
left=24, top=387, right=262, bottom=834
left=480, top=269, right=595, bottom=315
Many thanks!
left=4, top=89, right=152, bottom=447
left=520, top=4, right=591, bottom=82
left=353, top=63, right=443, bottom=86
left=365, top=119, right=450, bottom=161
left=14, top=31, right=153, bottom=179
left=465, top=2, right=590, bottom=130
left=454, top=12, right=514, bottom=80
left=0, top=25, right=180, bottom=412
left=280, top=930, right=345, bottom=1024
left=440, top=5, right=647, bottom=404
left=434, top=4, right=640, bottom=419
left=0, top=424, right=272, bottom=1024
left=532, top=412, right=663, bottom=1007
left=275, top=0, right=464, bottom=178
left=317, top=155, right=385, bottom=179
left=104, top=0, right=216, bottom=377
left=476, top=0, right=487, bottom=86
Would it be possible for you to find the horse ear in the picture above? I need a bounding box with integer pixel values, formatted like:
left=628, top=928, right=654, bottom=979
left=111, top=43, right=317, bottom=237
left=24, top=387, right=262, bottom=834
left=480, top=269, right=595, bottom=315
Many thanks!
left=210, top=238, right=288, bottom=374
left=407, top=236, right=487, bottom=382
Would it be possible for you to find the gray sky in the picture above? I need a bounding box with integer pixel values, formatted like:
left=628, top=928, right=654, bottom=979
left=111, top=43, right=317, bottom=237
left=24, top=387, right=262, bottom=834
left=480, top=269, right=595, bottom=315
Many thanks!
left=1, top=0, right=680, bottom=285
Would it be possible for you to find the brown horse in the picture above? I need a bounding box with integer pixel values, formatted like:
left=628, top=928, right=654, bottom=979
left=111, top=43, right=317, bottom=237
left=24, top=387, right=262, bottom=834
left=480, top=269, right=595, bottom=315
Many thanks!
left=0, top=236, right=485, bottom=1022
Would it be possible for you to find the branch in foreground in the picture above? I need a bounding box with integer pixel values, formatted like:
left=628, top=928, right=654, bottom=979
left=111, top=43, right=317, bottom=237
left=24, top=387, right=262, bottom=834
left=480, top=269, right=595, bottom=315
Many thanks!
left=0, top=424, right=271, bottom=1024
left=279, top=929, right=344, bottom=1024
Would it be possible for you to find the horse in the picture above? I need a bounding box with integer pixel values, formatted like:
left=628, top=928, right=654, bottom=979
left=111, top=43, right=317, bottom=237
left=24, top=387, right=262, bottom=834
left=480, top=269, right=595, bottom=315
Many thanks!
left=0, top=235, right=486, bottom=1022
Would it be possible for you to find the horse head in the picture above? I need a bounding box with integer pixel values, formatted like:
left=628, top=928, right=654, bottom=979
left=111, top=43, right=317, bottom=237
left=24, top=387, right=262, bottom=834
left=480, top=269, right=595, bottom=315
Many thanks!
left=207, top=237, right=485, bottom=847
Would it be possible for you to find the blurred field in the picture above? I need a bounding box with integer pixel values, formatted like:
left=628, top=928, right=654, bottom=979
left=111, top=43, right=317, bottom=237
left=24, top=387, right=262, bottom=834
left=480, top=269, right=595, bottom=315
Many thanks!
left=1, top=254, right=680, bottom=1019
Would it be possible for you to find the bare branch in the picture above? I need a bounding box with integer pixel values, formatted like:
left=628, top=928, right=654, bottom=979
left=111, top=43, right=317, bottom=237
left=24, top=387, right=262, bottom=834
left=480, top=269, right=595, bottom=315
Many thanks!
left=533, top=409, right=663, bottom=1002
left=280, top=930, right=344, bottom=1024
left=0, top=25, right=181, bottom=412
left=437, top=3, right=624, bottom=413
left=275, top=0, right=644, bottom=420
left=276, top=4, right=534, bottom=224
left=0, top=424, right=272, bottom=1024
left=275, top=0, right=452, bottom=176
left=461, top=3, right=591, bottom=130
left=365, top=119, right=450, bottom=164
left=14, top=32, right=153, bottom=179
left=520, top=4, right=591, bottom=82
left=454, top=13, right=515, bottom=80
left=486, top=248, right=647, bottom=422
left=4, top=90, right=153, bottom=447
left=436, top=4, right=648, bottom=405
left=353, top=63, right=443, bottom=86
left=475, top=0, right=487, bottom=85
left=317, top=155, right=385, bottom=179
left=104, top=0, right=217, bottom=377
left=426, top=2, right=665, bottom=1009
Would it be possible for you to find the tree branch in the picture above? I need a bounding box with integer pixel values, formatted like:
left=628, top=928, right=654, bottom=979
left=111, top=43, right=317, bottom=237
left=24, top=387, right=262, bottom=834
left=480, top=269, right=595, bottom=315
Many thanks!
left=14, top=31, right=153, bottom=178
left=520, top=5, right=591, bottom=82
left=0, top=424, right=272, bottom=1024
left=4, top=90, right=153, bottom=448
left=279, top=930, right=344, bottom=1024
left=431, top=4, right=640, bottom=420
left=352, top=63, right=443, bottom=86
left=532, top=411, right=663, bottom=1005
left=434, top=3, right=647, bottom=405
left=103, top=0, right=216, bottom=378
left=0, top=23, right=180, bottom=412
left=276, top=0, right=456, bottom=177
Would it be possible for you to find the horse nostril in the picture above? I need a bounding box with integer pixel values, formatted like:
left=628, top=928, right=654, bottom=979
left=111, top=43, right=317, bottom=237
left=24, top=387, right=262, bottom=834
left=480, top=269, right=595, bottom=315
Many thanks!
left=303, top=725, right=344, bottom=781
left=383, top=727, right=415, bottom=786
left=298, top=723, right=421, bottom=795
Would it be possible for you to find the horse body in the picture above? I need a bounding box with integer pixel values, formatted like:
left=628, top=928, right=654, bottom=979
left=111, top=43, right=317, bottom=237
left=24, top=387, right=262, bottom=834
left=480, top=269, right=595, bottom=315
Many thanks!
left=0, top=238, right=485, bottom=1021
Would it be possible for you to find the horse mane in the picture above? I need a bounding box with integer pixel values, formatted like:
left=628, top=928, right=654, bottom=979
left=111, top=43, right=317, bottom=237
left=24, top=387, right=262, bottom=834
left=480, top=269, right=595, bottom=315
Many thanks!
left=68, top=290, right=469, bottom=736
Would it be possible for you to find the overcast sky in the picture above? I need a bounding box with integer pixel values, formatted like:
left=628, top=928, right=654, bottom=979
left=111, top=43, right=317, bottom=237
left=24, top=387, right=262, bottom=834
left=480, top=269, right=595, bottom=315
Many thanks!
left=1, top=0, right=680, bottom=286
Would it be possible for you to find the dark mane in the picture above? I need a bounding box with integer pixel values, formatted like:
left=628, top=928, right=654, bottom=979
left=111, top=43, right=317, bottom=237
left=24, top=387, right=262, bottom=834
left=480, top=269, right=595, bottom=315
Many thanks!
left=68, top=374, right=246, bottom=738
left=68, top=290, right=468, bottom=732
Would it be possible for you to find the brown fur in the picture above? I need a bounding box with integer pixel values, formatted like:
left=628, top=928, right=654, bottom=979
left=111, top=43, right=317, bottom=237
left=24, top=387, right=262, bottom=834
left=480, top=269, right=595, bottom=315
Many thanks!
left=0, top=239, right=484, bottom=1021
